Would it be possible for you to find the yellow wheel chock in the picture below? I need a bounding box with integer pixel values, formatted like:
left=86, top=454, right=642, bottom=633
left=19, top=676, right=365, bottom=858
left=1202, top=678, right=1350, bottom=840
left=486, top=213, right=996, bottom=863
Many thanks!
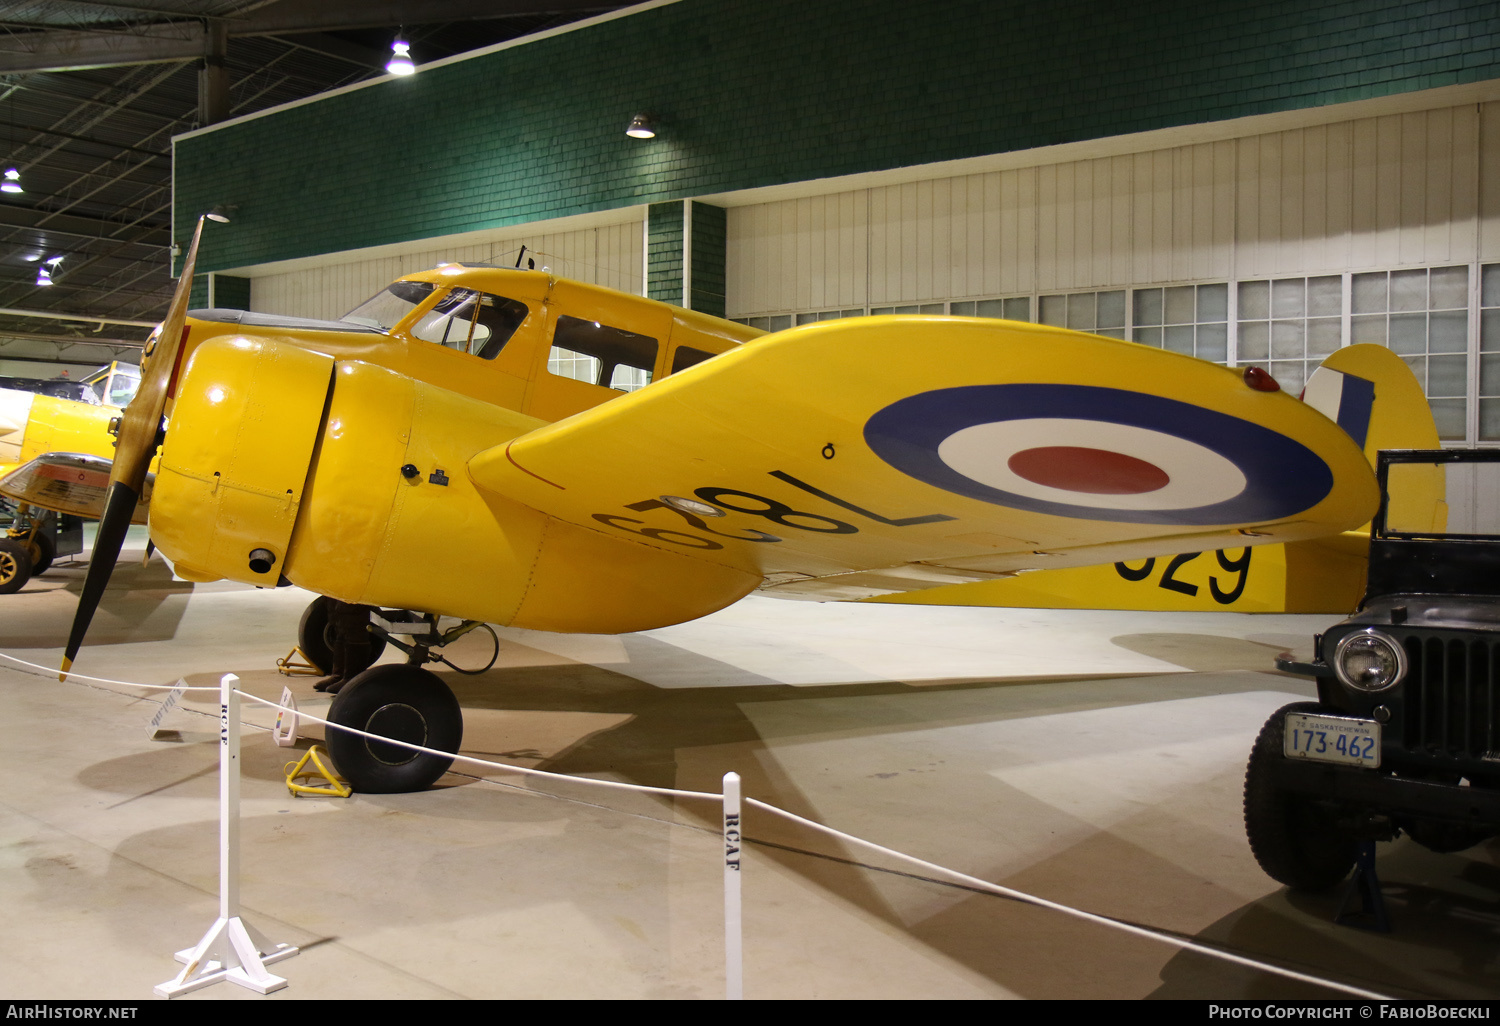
left=276, top=646, right=322, bottom=677
left=283, top=745, right=351, bottom=798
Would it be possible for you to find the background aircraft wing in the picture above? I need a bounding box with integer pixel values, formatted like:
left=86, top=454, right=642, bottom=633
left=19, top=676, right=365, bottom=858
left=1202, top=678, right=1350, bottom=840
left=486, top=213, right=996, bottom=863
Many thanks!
left=470, top=316, right=1380, bottom=600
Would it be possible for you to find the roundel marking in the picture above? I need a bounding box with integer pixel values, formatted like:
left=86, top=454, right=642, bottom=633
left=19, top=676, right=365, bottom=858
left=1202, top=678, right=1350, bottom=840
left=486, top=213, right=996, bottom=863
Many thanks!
left=863, top=384, right=1334, bottom=526
left=1007, top=446, right=1169, bottom=495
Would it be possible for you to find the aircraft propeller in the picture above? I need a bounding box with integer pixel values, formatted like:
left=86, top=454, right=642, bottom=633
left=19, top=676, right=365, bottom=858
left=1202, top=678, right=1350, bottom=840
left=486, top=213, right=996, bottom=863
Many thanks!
left=61, top=211, right=227, bottom=679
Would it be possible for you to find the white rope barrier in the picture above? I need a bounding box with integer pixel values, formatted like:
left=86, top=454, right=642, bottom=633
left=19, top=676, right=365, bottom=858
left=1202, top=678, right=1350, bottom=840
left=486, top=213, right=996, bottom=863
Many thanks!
left=7, top=653, right=1399, bottom=1000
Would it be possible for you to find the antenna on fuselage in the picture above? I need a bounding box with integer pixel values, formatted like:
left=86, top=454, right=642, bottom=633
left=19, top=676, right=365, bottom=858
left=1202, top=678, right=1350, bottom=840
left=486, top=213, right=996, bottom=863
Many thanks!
left=514, top=245, right=527, bottom=269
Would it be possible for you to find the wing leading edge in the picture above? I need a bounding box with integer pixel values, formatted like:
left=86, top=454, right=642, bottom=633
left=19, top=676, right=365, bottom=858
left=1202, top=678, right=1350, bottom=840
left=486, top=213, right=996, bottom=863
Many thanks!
left=470, top=316, right=1380, bottom=601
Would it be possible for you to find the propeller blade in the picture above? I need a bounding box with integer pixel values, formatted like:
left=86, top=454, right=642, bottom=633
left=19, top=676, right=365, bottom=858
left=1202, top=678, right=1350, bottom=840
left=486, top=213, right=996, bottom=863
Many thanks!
left=62, top=212, right=221, bottom=678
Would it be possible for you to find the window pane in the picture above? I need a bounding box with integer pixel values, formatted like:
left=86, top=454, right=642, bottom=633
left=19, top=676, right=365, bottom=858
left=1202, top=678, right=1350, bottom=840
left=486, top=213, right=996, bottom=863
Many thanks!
left=1271, top=320, right=1305, bottom=359
left=1270, top=361, right=1305, bottom=395
left=1484, top=264, right=1500, bottom=308
left=550, top=314, right=658, bottom=391
left=1390, top=268, right=1427, bottom=312
left=1196, top=322, right=1228, bottom=363
left=1239, top=280, right=1269, bottom=320
left=1198, top=283, right=1228, bottom=322
left=1097, top=290, right=1126, bottom=329
left=1039, top=294, right=1066, bottom=326
left=1133, top=325, right=1162, bottom=348
left=1428, top=354, right=1467, bottom=397
left=1430, top=265, right=1468, bottom=310
left=1428, top=310, right=1468, bottom=353
left=918, top=303, right=944, bottom=314
left=975, top=299, right=1005, bottom=318
left=1067, top=293, right=1095, bottom=330
left=1402, top=355, right=1427, bottom=391
left=1481, top=354, right=1500, bottom=397
left=1134, top=288, right=1163, bottom=326
left=796, top=312, right=819, bottom=325
left=671, top=346, right=715, bottom=374
left=1004, top=297, right=1031, bottom=321
left=1352, top=272, right=1387, bottom=314
left=1482, top=397, right=1500, bottom=441
left=894, top=305, right=919, bottom=314
left=1484, top=309, right=1500, bottom=352
left=1351, top=313, right=1387, bottom=344
left=1272, top=278, right=1305, bottom=319
left=949, top=301, right=975, bottom=316
left=1432, top=398, right=1466, bottom=441
left=548, top=347, right=600, bottom=384
left=1164, top=285, right=1196, bottom=325
left=1308, top=275, right=1342, bottom=318
left=1238, top=321, right=1269, bottom=361
left=1388, top=312, right=1426, bottom=354
left=1307, top=317, right=1341, bottom=357
left=1164, top=324, right=1195, bottom=355
left=1096, top=327, right=1126, bottom=340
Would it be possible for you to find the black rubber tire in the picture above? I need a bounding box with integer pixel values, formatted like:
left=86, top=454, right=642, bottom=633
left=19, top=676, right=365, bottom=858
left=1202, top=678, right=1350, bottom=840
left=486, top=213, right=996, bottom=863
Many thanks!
left=1244, top=702, right=1358, bottom=890
left=325, top=664, right=463, bottom=793
left=297, top=596, right=385, bottom=675
left=29, top=530, right=54, bottom=577
left=0, top=539, right=33, bottom=594
left=298, top=596, right=335, bottom=674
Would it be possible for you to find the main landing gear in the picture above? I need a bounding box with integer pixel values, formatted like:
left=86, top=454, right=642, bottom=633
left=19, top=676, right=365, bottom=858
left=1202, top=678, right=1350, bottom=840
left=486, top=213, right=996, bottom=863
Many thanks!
left=0, top=504, right=78, bottom=594
left=314, top=602, right=499, bottom=794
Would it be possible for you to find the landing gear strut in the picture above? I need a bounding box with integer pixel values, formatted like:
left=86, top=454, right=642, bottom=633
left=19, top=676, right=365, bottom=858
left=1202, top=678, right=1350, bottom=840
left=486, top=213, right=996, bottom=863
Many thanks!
left=322, top=608, right=496, bottom=793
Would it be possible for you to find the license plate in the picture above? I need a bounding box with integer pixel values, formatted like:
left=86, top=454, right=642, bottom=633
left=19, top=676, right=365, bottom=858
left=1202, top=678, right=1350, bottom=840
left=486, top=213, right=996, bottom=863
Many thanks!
left=1283, top=712, right=1381, bottom=768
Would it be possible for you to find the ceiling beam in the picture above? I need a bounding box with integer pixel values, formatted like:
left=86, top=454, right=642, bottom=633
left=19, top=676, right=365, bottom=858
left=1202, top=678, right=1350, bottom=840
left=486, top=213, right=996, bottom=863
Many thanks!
left=0, top=2, right=626, bottom=73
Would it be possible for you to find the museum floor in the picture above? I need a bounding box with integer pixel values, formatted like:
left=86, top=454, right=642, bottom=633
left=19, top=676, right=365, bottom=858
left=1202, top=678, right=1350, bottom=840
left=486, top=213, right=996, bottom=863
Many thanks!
left=3, top=529, right=1499, bottom=1001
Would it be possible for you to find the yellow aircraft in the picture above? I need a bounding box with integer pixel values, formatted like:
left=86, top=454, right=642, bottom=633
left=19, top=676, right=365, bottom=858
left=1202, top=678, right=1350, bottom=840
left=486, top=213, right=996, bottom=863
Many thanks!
left=0, top=361, right=143, bottom=591
left=17, top=215, right=1382, bottom=793
left=870, top=343, right=1440, bottom=614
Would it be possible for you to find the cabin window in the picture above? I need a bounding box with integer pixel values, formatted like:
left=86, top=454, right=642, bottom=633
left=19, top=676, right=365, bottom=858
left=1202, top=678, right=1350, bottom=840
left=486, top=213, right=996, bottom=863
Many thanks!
left=670, top=346, right=716, bottom=374
left=548, top=315, right=658, bottom=392
left=342, top=280, right=436, bottom=331
left=410, top=288, right=529, bottom=359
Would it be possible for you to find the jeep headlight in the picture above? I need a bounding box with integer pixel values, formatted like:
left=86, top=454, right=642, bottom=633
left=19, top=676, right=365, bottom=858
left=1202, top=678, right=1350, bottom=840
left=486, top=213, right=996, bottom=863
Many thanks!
left=1332, top=629, right=1407, bottom=692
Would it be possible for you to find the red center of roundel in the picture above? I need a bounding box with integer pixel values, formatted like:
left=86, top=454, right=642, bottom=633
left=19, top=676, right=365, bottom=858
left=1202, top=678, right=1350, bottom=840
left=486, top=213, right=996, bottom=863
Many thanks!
left=1006, top=446, right=1171, bottom=495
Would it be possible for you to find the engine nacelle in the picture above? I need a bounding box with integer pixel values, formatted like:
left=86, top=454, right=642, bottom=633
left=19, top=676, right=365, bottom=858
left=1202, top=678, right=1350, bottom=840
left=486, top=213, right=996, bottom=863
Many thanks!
left=150, top=335, right=334, bottom=585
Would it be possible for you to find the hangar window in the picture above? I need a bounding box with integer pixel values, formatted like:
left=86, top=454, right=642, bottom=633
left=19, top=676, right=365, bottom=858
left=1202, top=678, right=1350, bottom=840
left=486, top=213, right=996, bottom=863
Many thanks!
left=1236, top=276, right=1342, bottom=397
left=1349, top=266, right=1469, bottom=441
left=869, top=303, right=944, bottom=315
left=1039, top=290, right=1126, bottom=339
left=1482, top=265, right=1500, bottom=441
left=951, top=297, right=1031, bottom=321
left=410, top=288, right=529, bottom=359
left=342, top=280, right=436, bottom=332
left=1133, top=284, right=1228, bottom=364
left=548, top=315, right=658, bottom=392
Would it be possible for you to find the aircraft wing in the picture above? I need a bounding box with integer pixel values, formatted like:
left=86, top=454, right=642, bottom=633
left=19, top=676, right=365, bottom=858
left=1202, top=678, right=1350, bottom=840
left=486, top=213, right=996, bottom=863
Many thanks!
left=469, top=316, right=1380, bottom=600
left=0, top=453, right=152, bottom=524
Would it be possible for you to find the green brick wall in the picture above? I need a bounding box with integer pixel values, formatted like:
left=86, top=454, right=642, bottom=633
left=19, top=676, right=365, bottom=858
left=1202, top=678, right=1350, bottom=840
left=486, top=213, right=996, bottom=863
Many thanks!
left=187, top=273, right=252, bottom=310
left=646, top=201, right=683, bottom=304
left=176, top=0, right=1500, bottom=274
left=689, top=201, right=726, bottom=318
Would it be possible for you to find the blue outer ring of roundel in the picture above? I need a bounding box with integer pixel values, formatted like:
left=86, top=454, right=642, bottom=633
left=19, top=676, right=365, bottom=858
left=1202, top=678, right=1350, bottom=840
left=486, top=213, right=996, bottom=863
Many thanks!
left=863, top=384, right=1333, bottom=526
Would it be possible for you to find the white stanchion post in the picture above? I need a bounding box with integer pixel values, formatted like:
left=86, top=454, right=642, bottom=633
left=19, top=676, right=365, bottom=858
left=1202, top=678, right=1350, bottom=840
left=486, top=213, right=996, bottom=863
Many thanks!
left=723, top=771, right=743, bottom=1001
left=154, top=674, right=298, bottom=998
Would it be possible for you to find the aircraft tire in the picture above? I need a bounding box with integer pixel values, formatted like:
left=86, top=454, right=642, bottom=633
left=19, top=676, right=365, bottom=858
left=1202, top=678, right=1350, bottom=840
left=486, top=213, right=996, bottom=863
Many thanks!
left=298, top=597, right=335, bottom=674
left=325, top=664, right=463, bottom=793
left=1243, top=702, right=1356, bottom=891
left=29, top=531, right=54, bottom=576
left=299, top=596, right=386, bottom=675
left=0, top=539, right=33, bottom=594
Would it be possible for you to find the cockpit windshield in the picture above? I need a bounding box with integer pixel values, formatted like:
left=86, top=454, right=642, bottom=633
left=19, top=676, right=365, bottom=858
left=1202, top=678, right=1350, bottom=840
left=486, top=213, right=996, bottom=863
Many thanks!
left=341, top=280, right=437, bottom=332
left=80, top=362, right=141, bottom=407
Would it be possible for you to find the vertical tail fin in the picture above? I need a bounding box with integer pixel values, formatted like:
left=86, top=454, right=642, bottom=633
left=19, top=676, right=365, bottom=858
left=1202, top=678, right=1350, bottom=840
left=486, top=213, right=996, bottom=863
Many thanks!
left=1302, top=343, right=1444, bottom=533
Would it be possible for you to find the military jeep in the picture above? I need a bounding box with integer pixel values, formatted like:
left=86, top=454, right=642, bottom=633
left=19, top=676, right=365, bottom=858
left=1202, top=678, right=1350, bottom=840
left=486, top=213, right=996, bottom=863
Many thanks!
left=1247, top=448, right=1500, bottom=889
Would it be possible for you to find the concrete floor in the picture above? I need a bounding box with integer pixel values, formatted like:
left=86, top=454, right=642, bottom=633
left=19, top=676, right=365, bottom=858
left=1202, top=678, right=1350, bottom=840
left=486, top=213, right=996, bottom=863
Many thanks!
left=4, top=532, right=1500, bottom=1001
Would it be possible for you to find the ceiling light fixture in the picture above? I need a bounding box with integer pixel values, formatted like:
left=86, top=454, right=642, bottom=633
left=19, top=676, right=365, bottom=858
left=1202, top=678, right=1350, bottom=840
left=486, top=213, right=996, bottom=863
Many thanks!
left=35, top=258, right=58, bottom=286
left=626, top=113, right=655, bottom=139
left=386, top=33, right=415, bottom=76
left=1, top=167, right=21, bottom=194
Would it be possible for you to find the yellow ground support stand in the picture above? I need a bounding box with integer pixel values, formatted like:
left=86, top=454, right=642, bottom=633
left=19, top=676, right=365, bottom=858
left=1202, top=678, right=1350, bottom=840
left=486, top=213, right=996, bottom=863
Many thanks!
left=275, top=646, right=322, bottom=677
left=283, top=746, right=351, bottom=798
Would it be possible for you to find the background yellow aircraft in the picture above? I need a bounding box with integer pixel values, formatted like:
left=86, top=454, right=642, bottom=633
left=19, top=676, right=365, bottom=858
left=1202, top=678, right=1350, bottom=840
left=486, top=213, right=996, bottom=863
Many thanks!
left=0, top=361, right=143, bottom=591
left=19, top=216, right=1382, bottom=793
